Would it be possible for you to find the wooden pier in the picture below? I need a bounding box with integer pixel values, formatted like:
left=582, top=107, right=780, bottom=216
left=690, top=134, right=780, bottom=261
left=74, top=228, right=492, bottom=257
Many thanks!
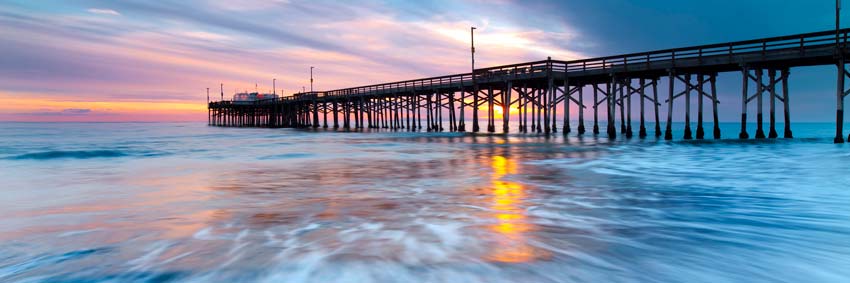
left=209, top=28, right=850, bottom=143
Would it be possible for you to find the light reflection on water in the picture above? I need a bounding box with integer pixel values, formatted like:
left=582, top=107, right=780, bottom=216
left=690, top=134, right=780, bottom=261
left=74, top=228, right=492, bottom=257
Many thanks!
left=0, top=122, right=849, bottom=282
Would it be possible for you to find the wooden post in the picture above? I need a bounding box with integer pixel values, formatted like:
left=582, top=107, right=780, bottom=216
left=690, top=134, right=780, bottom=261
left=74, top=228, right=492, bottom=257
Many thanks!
left=665, top=71, right=674, bottom=140
left=458, top=88, right=465, bottom=132
left=768, top=69, right=778, bottom=138
left=578, top=85, right=585, bottom=135
left=653, top=79, right=661, bottom=137
left=836, top=59, right=846, bottom=143
left=683, top=74, right=693, bottom=140
left=608, top=79, right=617, bottom=139
left=782, top=69, right=792, bottom=138
left=333, top=100, right=339, bottom=129
left=473, top=85, right=480, bottom=132
left=593, top=85, right=600, bottom=135
left=541, top=80, right=555, bottom=134
left=488, top=87, right=495, bottom=132
left=563, top=77, right=570, bottom=135
left=438, top=92, right=444, bottom=131
left=740, top=68, right=750, bottom=139
left=450, top=92, right=457, bottom=132
left=755, top=69, right=766, bottom=139
left=696, top=74, right=705, bottom=139
left=359, top=97, right=365, bottom=129
left=530, top=89, right=536, bottom=132
left=354, top=99, right=360, bottom=129
left=523, top=88, right=529, bottom=132
left=639, top=78, right=647, bottom=138
left=425, top=92, right=430, bottom=131
left=619, top=80, right=626, bottom=134
left=711, top=74, right=721, bottom=139
left=504, top=82, right=512, bottom=133
left=626, top=79, right=633, bottom=138
left=323, top=102, right=328, bottom=128
left=546, top=85, right=558, bottom=133
left=535, top=88, right=541, bottom=133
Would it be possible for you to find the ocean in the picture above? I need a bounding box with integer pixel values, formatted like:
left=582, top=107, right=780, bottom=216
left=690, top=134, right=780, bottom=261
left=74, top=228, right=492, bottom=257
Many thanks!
left=1, top=121, right=849, bottom=282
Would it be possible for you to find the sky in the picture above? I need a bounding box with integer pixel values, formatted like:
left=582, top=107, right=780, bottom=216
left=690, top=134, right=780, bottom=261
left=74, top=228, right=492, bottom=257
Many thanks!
left=0, top=0, right=845, bottom=122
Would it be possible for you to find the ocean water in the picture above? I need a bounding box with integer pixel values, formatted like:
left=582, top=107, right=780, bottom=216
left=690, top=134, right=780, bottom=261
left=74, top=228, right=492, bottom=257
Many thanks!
left=1, top=121, right=849, bottom=283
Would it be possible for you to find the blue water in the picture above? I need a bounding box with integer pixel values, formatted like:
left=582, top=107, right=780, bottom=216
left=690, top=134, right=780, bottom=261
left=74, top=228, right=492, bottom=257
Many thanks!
left=1, top=122, right=849, bottom=283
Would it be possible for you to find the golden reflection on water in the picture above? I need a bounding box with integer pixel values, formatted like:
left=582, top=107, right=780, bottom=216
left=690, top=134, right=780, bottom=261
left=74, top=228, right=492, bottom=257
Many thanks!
left=485, top=155, right=546, bottom=263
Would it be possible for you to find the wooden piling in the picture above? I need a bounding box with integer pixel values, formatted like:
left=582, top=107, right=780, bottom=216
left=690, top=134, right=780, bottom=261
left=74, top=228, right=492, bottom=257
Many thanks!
left=740, top=68, right=750, bottom=139
left=768, top=69, right=778, bottom=138
left=639, top=78, right=647, bottom=138
left=781, top=69, right=792, bottom=138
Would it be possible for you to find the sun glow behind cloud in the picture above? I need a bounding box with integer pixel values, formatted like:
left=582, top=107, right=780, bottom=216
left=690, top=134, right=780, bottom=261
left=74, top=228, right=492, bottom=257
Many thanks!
left=0, top=0, right=589, bottom=122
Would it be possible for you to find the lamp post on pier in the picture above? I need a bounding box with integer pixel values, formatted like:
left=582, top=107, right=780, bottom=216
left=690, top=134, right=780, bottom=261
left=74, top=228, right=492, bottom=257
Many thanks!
left=310, top=67, right=314, bottom=92
left=471, top=26, right=479, bottom=132
left=273, top=78, right=276, bottom=95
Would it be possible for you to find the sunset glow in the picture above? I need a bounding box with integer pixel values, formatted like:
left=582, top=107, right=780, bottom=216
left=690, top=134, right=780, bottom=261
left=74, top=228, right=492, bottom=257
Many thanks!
left=0, top=1, right=840, bottom=122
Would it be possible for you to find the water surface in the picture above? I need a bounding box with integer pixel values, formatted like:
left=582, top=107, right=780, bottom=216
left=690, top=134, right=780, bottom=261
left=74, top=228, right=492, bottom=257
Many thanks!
left=1, top=122, right=849, bottom=282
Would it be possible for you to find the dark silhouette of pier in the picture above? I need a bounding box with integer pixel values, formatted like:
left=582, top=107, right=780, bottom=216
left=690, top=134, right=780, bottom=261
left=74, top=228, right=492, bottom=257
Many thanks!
left=209, top=28, right=850, bottom=143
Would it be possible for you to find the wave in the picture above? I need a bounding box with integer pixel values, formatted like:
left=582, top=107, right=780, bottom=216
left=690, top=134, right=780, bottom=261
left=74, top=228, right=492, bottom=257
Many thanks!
left=258, top=153, right=314, bottom=160
left=9, top=150, right=129, bottom=160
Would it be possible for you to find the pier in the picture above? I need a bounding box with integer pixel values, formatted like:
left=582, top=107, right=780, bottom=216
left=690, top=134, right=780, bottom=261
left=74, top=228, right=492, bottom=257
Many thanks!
left=209, top=28, right=850, bottom=143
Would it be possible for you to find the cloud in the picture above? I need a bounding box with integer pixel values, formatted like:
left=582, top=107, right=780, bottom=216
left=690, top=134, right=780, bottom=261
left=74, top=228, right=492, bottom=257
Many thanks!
left=0, top=0, right=592, bottom=121
left=87, top=8, right=121, bottom=16
left=61, top=108, right=92, bottom=114
left=19, top=108, right=92, bottom=116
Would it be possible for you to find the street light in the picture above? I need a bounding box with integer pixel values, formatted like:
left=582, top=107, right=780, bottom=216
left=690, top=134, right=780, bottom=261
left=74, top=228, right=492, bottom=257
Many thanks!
left=206, top=87, right=209, bottom=103
left=471, top=27, right=476, bottom=74
left=273, top=78, right=276, bottom=95
left=470, top=26, right=479, bottom=132
left=310, top=66, right=314, bottom=92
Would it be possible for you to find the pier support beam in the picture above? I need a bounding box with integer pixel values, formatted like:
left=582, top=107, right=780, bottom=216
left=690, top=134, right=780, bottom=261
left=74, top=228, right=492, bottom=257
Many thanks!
left=626, top=79, right=633, bottom=138
left=639, top=78, right=647, bottom=138
left=683, top=74, right=693, bottom=140
left=665, top=70, right=674, bottom=140
left=755, top=69, right=766, bottom=139
left=740, top=67, right=750, bottom=139
left=711, top=75, right=721, bottom=139
left=333, top=101, right=339, bottom=129
left=837, top=59, right=847, bottom=143
left=619, top=81, right=626, bottom=134
left=563, top=77, right=571, bottom=135
left=593, top=85, right=600, bottom=135
left=696, top=75, right=705, bottom=139
left=768, top=69, right=778, bottom=138
left=578, top=85, right=586, bottom=135
left=488, top=87, right=496, bottom=133
left=653, top=79, right=661, bottom=137
left=781, top=69, right=792, bottom=138
left=502, top=84, right=506, bottom=134
left=738, top=69, right=750, bottom=139
left=473, top=86, right=480, bottom=132
left=607, top=79, right=617, bottom=139
left=323, top=102, right=328, bottom=128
